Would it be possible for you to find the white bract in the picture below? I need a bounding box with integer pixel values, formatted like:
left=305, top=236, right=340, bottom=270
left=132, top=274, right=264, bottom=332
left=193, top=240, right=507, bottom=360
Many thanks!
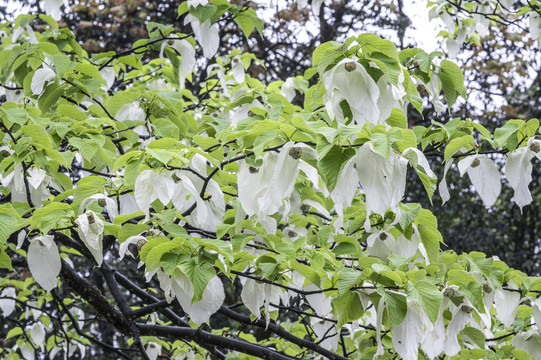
left=494, top=284, right=521, bottom=328
left=208, top=63, right=229, bottom=96
left=31, top=68, right=56, bottom=95
left=237, top=142, right=317, bottom=219
left=355, top=142, right=408, bottom=229
left=80, top=193, right=118, bottom=221
left=75, top=211, right=105, bottom=266
left=438, top=159, right=454, bottom=205
left=391, top=301, right=429, bottom=360
left=231, top=56, right=245, bottom=84
left=504, top=138, right=541, bottom=210
left=160, top=39, right=196, bottom=89
left=43, top=0, right=69, bottom=21
left=1, top=163, right=51, bottom=208
left=27, top=235, right=61, bottom=292
left=444, top=301, right=475, bottom=356
left=281, top=77, right=298, bottom=102
left=187, top=0, right=208, bottom=7
left=458, top=154, right=501, bottom=207
left=115, top=101, right=147, bottom=136
left=171, top=271, right=225, bottom=325
left=146, top=342, right=161, bottom=360
left=323, top=59, right=380, bottom=125
left=0, top=287, right=16, bottom=316
left=99, top=66, right=115, bottom=90
left=184, top=14, right=219, bottom=59
left=119, top=234, right=146, bottom=260
left=530, top=12, right=541, bottom=41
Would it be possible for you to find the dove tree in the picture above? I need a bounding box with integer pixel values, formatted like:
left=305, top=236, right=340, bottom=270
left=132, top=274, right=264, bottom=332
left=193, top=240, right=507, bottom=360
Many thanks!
left=2, top=1, right=541, bottom=360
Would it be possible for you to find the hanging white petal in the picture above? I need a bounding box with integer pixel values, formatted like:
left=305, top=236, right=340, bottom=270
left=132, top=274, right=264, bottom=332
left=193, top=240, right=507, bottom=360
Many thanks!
left=19, top=342, right=35, bottom=360
left=355, top=142, right=408, bottom=228
left=119, top=235, right=146, bottom=260
left=443, top=302, right=474, bottom=356
left=75, top=211, right=104, bottom=266
left=421, top=295, right=450, bottom=359
left=116, top=101, right=147, bottom=136
left=446, top=38, right=460, bottom=59
left=504, top=139, right=541, bottom=210
left=43, top=0, right=68, bottom=21
left=323, top=59, right=380, bottom=125
left=438, top=159, right=453, bottom=205
left=241, top=278, right=266, bottom=319
left=231, top=56, right=245, bottom=84
left=185, top=15, right=219, bottom=59
left=311, top=0, right=330, bottom=15
left=171, top=270, right=224, bottom=325
left=331, top=157, right=359, bottom=228
left=80, top=193, right=118, bottom=221
left=31, top=68, right=56, bottom=95
left=134, top=170, right=160, bottom=216
left=208, top=63, right=229, bottom=97
left=530, top=12, right=541, bottom=41
left=391, top=301, right=426, bottom=360
left=374, top=296, right=385, bottom=357
left=494, top=284, right=521, bottom=328
left=188, top=0, right=208, bottom=7
left=238, top=142, right=303, bottom=218
left=99, top=66, right=115, bottom=90
left=305, top=284, right=332, bottom=317
left=458, top=154, right=501, bottom=207
left=27, top=235, right=61, bottom=292
left=118, top=193, right=139, bottom=215
left=170, top=39, right=196, bottom=89
left=403, top=147, right=437, bottom=178
left=145, top=342, right=161, bottom=360
left=0, top=287, right=16, bottom=316
left=30, top=322, right=46, bottom=350
left=116, top=101, right=145, bottom=121
left=512, top=329, right=541, bottom=359
left=281, top=78, right=297, bottom=102
left=311, top=317, right=339, bottom=350
left=376, top=76, right=401, bottom=124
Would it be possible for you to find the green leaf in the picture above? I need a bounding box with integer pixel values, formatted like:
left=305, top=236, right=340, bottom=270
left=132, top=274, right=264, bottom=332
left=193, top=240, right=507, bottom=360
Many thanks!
left=0, top=214, right=18, bottom=247
left=462, top=327, right=486, bottom=349
left=371, top=129, right=403, bottom=158
left=193, top=238, right=234, bottom=263
left=407, top=280, right=443, bottom=323
left=494, top=121, right=522, bottom=148
left=444, top=135, right=473, bottom=160
left=0, top=250, right=13, bottom=270
left=233, top=8, right=263, bottom=38
left=385, top=108, right=407, bottom=128
left=118, top=224, right=150, bottom=243
left=357, top=33, right=398, bottom=59
left=180, top=261, right=216, bottom=303
left=337, top=268, right=361, bottom=295
left=334, top=291, right=364, bottom=327
left=190, top=4, right=217, bottom=23
left=312, top=41, right=343, bottom=74
left=6, top=108, right=28, bottom=125
left=399, top=203, right=420, bottom=230
left=74, top=63, right=105, bottom=84
left=459, top=282, right=485, bottom=313
left=317, top=146, right=355, bottom=191
left=384, top=290, right=407, bottom=328
left=439, top=59, right=465, bottom=109
left=38, top=85, right=64, bottom=113
left=415, top=209, right=442, bottom=264
left=22, top=124, right=51, bottom=149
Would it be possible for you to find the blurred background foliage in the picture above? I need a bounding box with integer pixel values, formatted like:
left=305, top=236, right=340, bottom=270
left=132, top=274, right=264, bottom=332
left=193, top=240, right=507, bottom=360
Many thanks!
left=1, top=0, right=540, bottom=274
